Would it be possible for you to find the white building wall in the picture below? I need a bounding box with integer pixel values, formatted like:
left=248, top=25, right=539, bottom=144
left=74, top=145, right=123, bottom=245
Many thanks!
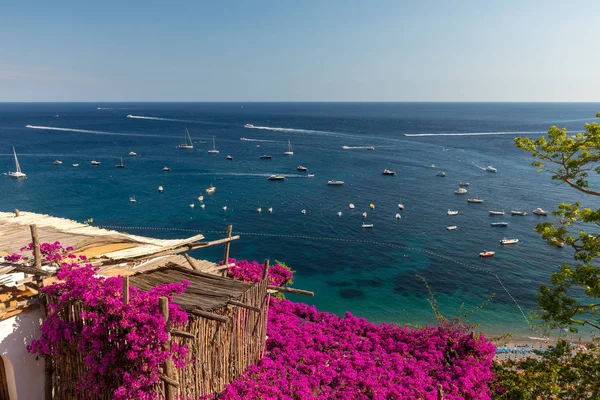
left=0, top=308, right=45, bottom=400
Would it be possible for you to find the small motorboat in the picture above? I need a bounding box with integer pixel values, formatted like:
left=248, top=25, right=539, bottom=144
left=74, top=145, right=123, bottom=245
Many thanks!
left=163, top=166, right=171, bottom=171
left=459, top=182, right=470, bottom=186
left=491, top=222, right=508, bottom=227
left=240, top=137, right=248, bottom=140
left=485, top=166, right=497, bottom=173
left=370, top=204, right=375, bottom=210
left=479, top=251, right=495, bottom=257
left=257, top=207, right=262, bottom=213
left=198, top=195, right=204, bottom=202
left=395, top=213, right=401, bottom=219
left=447, top=226, right=457, bottom=230
left=72, top=163, right=79, bottom=167
left=158, top=186, right=164, bottom=193
left=53, top=160, right=63, bottom=165
left=511, top=211, right=527, bottom=216
left=429, top=164, right=436, bottom=168
left=190, top=203, right=195, bottom=208
left=307, top=174, right=315, bottom=178
left=260, top=155, right=272, bottom=159
left=437, top=171, right=446, bottom=177
left=447, top=210, right=458, bottom=216
left=362, top=212, right=367, bottom=218
left=297, top=166, right=308, bottom=171
left=327, top=180, right=344, bottom=185
left=500, top=238, right=519, bottom=245
left=244, top=124, right=255, bottom=128
left=206, top=185, right=216, bottom=194
left=116, top=157, right=125, bottom=168
left=398, top=204, right=405, bottom=211
left=226, top=155, right=233, bottom=160
left=301, top=209, right=307, bottom=215
left=382, top=169, right=396, bottom=175
left=268, top=207, right=273, bottom=213
left=367, top=146, right=375, bottom=151
left=129, top=195, right=137, bottom=203
left=342, top=146, right=350, bottom=150
left=91, top=161, right=101, bottom=166
left=268, top=175, right=285, bottom=181
left=337, top=211, right=342, bottom=217
left=129, top=152, right=137, bottom=156
left=533, top=208, right=548, bottom=216
left=455, top=188, right=468, bottom=194
left=222, top=206, right=227, bottom=211
left=349, top=203, right=355, bottom=209
left=467, top=197, right=483, bottom=203
left=200, top=204, right=205, bottom=209
left=362, top=223, right=374, bottom=228
left=489, top=210, right=505, bottom=215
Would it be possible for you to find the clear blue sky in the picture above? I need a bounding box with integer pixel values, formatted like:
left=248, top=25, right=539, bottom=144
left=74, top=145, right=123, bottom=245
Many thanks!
left=1, top=0, right=599, bottom=102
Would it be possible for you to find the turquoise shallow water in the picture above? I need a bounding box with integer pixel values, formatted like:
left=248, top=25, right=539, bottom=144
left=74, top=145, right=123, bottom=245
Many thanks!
left=1, top=102, right=598, bottom=337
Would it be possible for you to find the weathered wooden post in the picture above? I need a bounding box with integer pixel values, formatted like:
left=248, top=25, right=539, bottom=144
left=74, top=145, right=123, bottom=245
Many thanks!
left=262, top=259, right=269, bottom=280
left=223, top=225, right=233, bottom=265
left=122, top=276, right=129, bottom=305
left=29, top=224, right=42, bottom=269
left=14, top=208, right=20, bottom=217
left=159, top=297, right=177, bottom=400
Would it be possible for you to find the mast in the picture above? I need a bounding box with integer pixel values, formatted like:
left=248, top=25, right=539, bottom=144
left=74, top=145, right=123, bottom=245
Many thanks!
left=186, top=128, right=192, bottom=146
left=213, top=136, right=216, bottom=150
left=288, top=140, right=292, bottom=152
left=13, top=147, right=21, bottom=173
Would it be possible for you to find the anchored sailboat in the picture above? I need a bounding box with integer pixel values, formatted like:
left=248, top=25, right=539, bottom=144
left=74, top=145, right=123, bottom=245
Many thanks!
left=178, top=128, right=194, bottom=149
left=7, top=147, right=26, bottom=179
left=208, top=136, right=219, bottom=154
left=284, top=140, right=293, bottom=155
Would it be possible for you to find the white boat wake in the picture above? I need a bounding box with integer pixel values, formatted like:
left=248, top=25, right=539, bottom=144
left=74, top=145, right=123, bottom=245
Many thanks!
left=404, top=131, right=544, bottom=137
left=244, top=124, right=360, bottom=139
left=126, top=114, right=226, bottom=126
left=240, top=138, right=277, bottom=143
left=25, top=125, right=175, bottom=138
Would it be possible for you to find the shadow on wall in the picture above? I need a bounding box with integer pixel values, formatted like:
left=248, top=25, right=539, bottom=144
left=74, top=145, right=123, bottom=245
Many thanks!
left=0, top=308, right=45, bottom=399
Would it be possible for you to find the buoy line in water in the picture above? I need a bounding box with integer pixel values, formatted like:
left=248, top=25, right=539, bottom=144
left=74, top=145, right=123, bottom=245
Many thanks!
left=97, top=225, right=532, bottom=328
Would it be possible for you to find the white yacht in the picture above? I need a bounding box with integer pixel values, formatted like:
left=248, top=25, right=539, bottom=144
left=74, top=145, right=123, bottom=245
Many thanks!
left=489, top=210, right=505, bottom=215
left=129, top=151, right=137, bottom=156
left=190, top=203, right=195, bottom=208
left=163, top=166, right=171, bottom=172
left=500, top=238, right=519, bottom=245
left=178, top=128, right=194, bottom=149
left=467, top=197, right=483, bottom=203
left=447, top=210, right=459, bottom=216
left=349, top=203, right=355, bottom=209
left=284, top=140, right=293, bottom=155
left=244, top=124, right=255, bottom=128
left=53, top=160, right=63, bottom=165
left=398, top=204, right=405, bottom=211
left=7, top=147, right=26, bottom=179
left=362, top=223, right=374, bottom=228
left=342, top=146, right=350, bottom=150
left=395, top=213, right=401, bottom=219
left=208, top=136, right=219, bottom=154
left=455, top=188, right=468, bottom=194
left=533, top=208, right=548, bottom=216
left=158, top=186, right=164, bottom=193
left=447, top=226, right=457, bottom=230
left=485, top=165, right=497, bottom=173
left=91, top=161, right=101, bottom=166
left=72, top=163, right=79, bottom=167
left=206, top=185, right=216, bottom=194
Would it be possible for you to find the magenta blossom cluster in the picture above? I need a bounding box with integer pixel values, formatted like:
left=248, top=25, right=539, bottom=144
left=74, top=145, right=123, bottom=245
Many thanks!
left=4, top=240, right=86, bottom=265
left=226, top=258, right=293, bottom=287
left=217, top=298, right=496, bottom=399
left=16, top=242, right=191, bottom=400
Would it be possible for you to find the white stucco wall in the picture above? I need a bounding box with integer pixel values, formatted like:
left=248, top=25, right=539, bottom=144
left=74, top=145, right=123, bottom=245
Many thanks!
left=0, top=308, right=45, bottom=400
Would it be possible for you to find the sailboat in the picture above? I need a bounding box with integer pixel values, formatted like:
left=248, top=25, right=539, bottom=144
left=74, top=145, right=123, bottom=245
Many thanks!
left=7, top=147, right=26, bottom=179
left=178, top=128, right=194, bottom=149
left=116, top=157, right=125, bottom=168
left=208, top=136, right=219, bottom=154
left=284, top=140, right=293, bottom=155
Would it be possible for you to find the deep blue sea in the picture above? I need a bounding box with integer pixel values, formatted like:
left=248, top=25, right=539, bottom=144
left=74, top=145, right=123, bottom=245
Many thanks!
left=1, top=102, right=598, bottom=338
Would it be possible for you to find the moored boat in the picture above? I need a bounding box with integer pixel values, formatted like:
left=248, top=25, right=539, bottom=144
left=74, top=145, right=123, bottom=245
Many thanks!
left=362, top=223, right=374, bottom=228
left=491, top=222, right=508, bottom=227
left=429, top=164, right=436, bottom=168
left=448, top=210, right=458, bottom=216
left=533, top=208, right=548, bottom=216
left=260, top=155, right=272, bottom=159
left=116, top=157, right=125, bottom=168
left=437, top=171, right=446, bottom=177
left=72, top=163, right=79, bottom=167
left=158, top=186, right=164, bottom=193
left=129, top=195, right=137, bottom=203
left=206, top=185, right=216, bottom=194
left=207, top=136, right=219, bottom=154
left=7, top=147, right=27, bottom=179
left=395, top=213, right=401, bottom=219
left=297, top=165, right=308, bottom=171
left=479, top=251, right=495, bottom=257
left=327, top=180, right=344, bottom=185
left=500, top=238, right=519, bottom=245
left=447, top=226, right=457, bottom=230
left=489, top=210, right=505, bottom=215
left=284, top=140, right=294, bottom=155
left=459, top=182, right=470, bottom=186
left=398, top=203, right=405, bottom=211
left=455, top=188, right=468, bottom=194
left=349, top=203, right=355, bottom=209
left=163, top=166, right=171, bottom=171
left=485, top=165, right=497, bottom=173
left=53, top=160, right=63, bottom=165
left=226, top=155, right=233, bottom=160
left=382, top=169, right=396, bottom=175
left=467, top=197, right=483, bottom=203
left=129, top=151, right=137, bottom=156
left=178, top=128, right=194, bottom=149
left=91, top=161, right=101, bottom=166
left=511, top=210, right=527, bottom=216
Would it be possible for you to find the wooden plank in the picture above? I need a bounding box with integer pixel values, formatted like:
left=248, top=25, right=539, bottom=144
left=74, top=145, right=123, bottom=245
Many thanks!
left=159, top=373, right=180, bottom=388
left=122, top=276, right=129, bottom=305
left=190, top=309, right=228, bottom=323
left=170, top=329, right=196, bottom=339
left=9, top=265, right=53, bottom=277
left=267, top=285, right=314, bottom=296
left=223, top=225, right=233, bottom=265
left=227, top=300, right=261, bottom=313
left=30, top=225, right=42, bottom=269
left=182, top=252, right=200, bottom=271
left=159, top=297, right=176, bottom=400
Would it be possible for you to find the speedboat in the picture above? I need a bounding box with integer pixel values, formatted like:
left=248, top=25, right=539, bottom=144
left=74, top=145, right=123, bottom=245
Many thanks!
left=437, top=171, right=446, bottom=177
left=226, top=155, right=233, bottom=160
left=297, top=166, right=308, bottom=171
left=395, top=213, right=401, bottom=219
left=533, top=208, right=548, bottom=216
left=190, top=203, right=195, bottom=208
left=200, top=204, right=205, bottom=209
left=163, top=166, right=171, bottom=171
left=479, top=251, right=495, bottom=257
left=459, top=182, right=470, bottom=186
left=260, top=155, right=272, bottom=159
left=206, top=185, right=216, bottom=194
left=349, top=203, right=355, bottom=209
left=244, top=124, right=255, bottom=128
left=511, top=211, right=527, bottom=216
left=382, top=169, right=396, bottom=175
left=500, top=238, right=519, bottom=245
left=240, top=137, right=248, bottom=141
left=467, top=197, right=483, bottom=203
left=367, top=146, right=375, bottom=150
left=158, top=186, right=164, bottom=193
left=362, top=212, right=367, bottom=218
left=429, top=164, right=436, bottom=168
left=268, top=207, right=273, bottom=213
left=447, top=226, right=457, bottom=230
left=301, top=209, right=307, bottom=215
left=485, top=166, right=497, bottom=173
left=327, top=180, right=344, bottom=185
left=489, top=210, right=505, bottom=215
left=342, top=146, right=350, bottom=150
left=447, top=210, right=458, bottom=216
left=491, top=222, right=508, bottom=227
left=222, top=206, right=227, bottom=211
left=91, top=161, right=101, bottom=166
left=257, top=207, right=262, bottom=213
left=398, top=204, right=405, bottom=211
left=53, top=160, right=63, bottom=165
left=267, top=175, right=285, bottom=180
left=362, top=223, right=374, bottom=228
left=72, top=164, right=79, bottom=167
left=455, top=188, right=468, bottom=194
left=129, top=151, right=137, bottom=156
